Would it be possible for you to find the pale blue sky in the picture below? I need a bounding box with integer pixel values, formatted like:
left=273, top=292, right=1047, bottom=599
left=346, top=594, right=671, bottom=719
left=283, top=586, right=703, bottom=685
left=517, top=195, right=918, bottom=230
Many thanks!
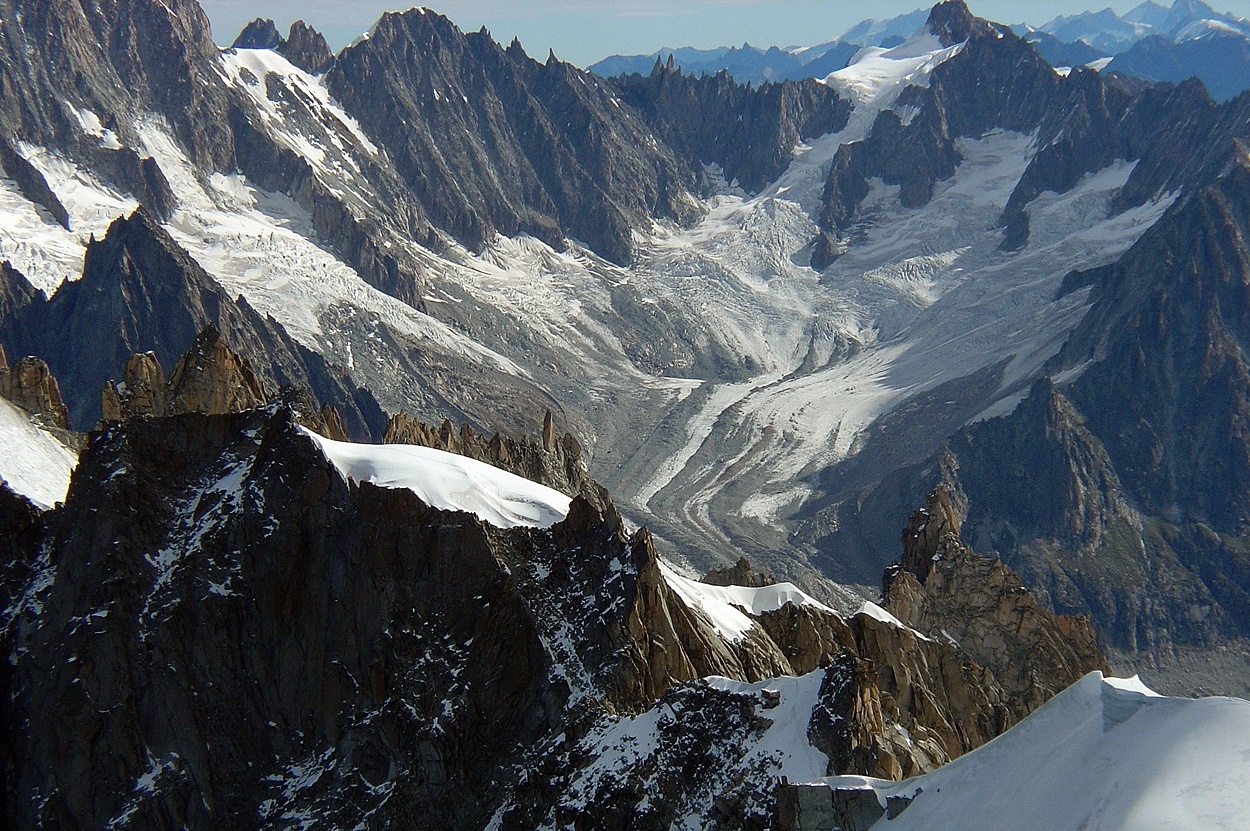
left=197, top=0, right=1250, bottom=67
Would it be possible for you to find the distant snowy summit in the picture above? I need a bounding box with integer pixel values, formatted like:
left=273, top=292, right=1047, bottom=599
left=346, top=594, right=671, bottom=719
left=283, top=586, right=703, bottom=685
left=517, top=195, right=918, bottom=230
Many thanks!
left=592, top=1, right=1250, bottom=101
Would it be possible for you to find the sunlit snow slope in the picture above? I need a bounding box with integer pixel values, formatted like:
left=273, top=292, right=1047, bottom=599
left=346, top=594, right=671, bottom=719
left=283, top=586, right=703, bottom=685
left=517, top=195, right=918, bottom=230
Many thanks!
left=823, top=672, right=1250, bottom=831
left=0, top=398, right=77, bottom=509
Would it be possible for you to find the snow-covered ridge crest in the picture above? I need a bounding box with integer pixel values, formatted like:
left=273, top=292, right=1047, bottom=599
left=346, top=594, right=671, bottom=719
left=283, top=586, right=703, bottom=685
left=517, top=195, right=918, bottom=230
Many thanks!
left=659, top=560, right=835, bottom=642
left=822, top=31, right=966, bottom=123
left=299, top=426, right=572, bottom=529
left=809, top=671, right=1250, bottom=830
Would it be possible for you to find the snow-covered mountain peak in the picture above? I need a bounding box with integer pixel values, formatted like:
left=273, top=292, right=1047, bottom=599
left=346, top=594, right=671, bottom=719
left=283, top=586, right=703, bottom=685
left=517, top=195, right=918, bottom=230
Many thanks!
left=823, top=32, right=965, bottom=117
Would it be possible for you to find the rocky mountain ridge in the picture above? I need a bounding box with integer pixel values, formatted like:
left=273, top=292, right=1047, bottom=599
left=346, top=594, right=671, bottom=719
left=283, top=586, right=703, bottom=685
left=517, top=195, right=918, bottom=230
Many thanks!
left=0, top=367, right=1107, bottom=828
left=231, top=18, right=333, bottom=74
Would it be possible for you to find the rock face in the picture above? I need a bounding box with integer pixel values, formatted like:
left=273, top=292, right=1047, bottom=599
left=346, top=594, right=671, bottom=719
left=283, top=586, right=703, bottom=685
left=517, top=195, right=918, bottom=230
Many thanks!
left=232, top=18, right=333, bottom=75
left=0, top=210, right=385, bottom=438
left=610, top=62, right=851, bottom=193
left=280, top=21, right=334, bottom=75
left=231, top=17, right=282, bottom=49
left=323, top=9, right=705, bottom=265
left=0, top=345, right=70, bottom=430
left=883, top=487, right=1110, bottom=713
left=102, top=326, right=269, bottom=421
left=703, top=555, right=778, bottom=588
left=920, top=140, right=1250, bottom=661
left=0, top=0, right=234, bottom=175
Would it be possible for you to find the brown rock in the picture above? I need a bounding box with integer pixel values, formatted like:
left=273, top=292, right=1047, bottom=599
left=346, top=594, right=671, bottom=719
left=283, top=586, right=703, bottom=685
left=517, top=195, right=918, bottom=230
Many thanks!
left=885, top=486, right=1110, bottom=716
left=0, top=346, right=71, bottom=429
left=755, top=603, right=856, bottom=674
left=103, top=326, right=269, bottom=421
left=703, top=555, right=777, bottom=588
left=319, top=404, right=349, bottom=442
left=166, top=325, right=268, bottom=416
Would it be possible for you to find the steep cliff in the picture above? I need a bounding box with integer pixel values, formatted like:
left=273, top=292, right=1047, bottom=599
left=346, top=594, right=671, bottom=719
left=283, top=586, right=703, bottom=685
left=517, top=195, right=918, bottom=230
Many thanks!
left=323, top=9, right=702, bottom=265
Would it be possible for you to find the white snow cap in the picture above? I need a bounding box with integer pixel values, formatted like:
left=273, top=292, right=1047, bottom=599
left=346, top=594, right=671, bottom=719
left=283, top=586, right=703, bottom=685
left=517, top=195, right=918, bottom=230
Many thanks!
left=300, top=426, right=571, bottom=529
left=822, top=31, right=966, bottom=115
left=820, top=671, right=1250, bottom=830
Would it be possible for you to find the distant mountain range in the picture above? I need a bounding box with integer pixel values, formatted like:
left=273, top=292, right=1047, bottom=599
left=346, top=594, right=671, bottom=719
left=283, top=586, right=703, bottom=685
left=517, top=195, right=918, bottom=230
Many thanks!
left=588, top=42, right=861, bottom=85
left=1034, top=0, right=1250, bottom=53
left=592, top=0, right=1250, bottom=102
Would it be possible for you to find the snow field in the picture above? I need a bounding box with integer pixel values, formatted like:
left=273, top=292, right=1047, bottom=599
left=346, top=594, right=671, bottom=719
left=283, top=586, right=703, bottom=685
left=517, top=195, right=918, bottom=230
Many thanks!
left=0, top=398, right=77, bottom=509
left=833, top=671, right=1250, bottom=831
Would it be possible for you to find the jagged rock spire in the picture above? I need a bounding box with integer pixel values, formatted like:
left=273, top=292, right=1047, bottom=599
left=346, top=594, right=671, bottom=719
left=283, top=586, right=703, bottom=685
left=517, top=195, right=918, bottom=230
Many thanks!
left=927, top=0, right=987, bottom=46
left=232, top=18, right=282, bottom=49
left=0, top=346, right=70, bottom=430
left=283, top=21, right=334, bottom=74
left=102, top=325, right=269, bottom=422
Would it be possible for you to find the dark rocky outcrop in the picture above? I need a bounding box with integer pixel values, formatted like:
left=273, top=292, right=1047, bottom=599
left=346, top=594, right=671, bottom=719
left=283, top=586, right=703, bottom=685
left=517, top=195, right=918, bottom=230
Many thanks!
left=611, top=63, right=851, bottom=193
left=280, top=21, right=334, bottom=75
left=0, top=262, right=39, bottom=326
left=231, top=18, right=282, bottom=50
left=815, top=3, right=1056, bottom=260
left=0, top=210, right=385, bottom=439
left=703, top=555, right=777, bottom=588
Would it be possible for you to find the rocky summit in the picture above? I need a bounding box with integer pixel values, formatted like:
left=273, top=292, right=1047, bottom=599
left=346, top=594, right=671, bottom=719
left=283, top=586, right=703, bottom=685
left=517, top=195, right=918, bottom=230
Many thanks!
left=4, top=0, right=1250, bottom=827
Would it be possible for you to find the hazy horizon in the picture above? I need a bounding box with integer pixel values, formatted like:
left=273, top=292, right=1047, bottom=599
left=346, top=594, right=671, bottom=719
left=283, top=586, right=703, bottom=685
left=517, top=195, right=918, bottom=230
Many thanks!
left=197, top=0, right=1250, bottom=68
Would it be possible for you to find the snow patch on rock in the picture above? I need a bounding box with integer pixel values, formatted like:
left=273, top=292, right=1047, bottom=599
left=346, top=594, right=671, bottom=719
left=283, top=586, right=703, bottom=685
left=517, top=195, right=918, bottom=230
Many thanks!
left=301, top=427, right=572, bottom=529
